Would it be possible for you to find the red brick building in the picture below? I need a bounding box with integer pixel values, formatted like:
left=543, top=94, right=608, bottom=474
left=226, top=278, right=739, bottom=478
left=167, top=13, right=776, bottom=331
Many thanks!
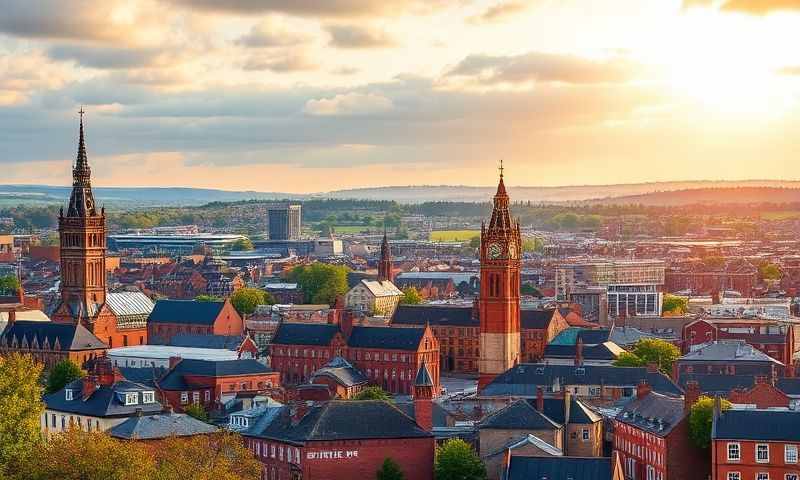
left=0, top=320, right=107, bottom=368
left=147, top=298, right=243, bottom=344
left=614, top=383, right=708, bottom=480
left=712, top=407, right=800, bottom=480
left=665, top=259, right=758, bottom=297
left=728, top=376, right=792, bottom=408
left=682, top=319, right=794, bottom=366
left=157, top=358, right=279, bottom=413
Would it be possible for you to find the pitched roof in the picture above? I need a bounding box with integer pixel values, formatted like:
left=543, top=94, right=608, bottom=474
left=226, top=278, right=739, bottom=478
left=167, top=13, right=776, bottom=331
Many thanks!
left=109, top=412, right=217, bottom=440
left=548, top=327, right=611, bottom=346
left=44, top=379, right=162, bottom=417
left=539, top=397, right=602, bottom=425
left=521, top=309, right=557, bottom=329
left=359, top=280, right=403, bottom=297
left=347, top=326, right=426, bottom=351
left=713, top=409, right=800, bottom=442
left=159, top=359, right=272, bottom=390
left=479, top=399, right=561, bottom=431
left=247, top=400, right=432, bottom=443
left=678, top=374, right=756, bottom=396
left=394, top=401, right=451, bottom=429
left=147, top=299, right=227, bottom=325
left=415, top=362, right=434, bottom=387
left=506, top=456, right=612, bottom=480
left=616, top=391, right=687, bottom=436
left=118, top=366, right=167, bottom=389
left=777, top=377, right=800, bottom=395
left=680, top=340, right=783, bottom=365
left=105, top=291, right=154, bottom=318
left=481, top=363, right=683, bottom=397
left=1, top=320, right=107, bottom=351
left=168, top=333, right=244, bottom=350
left=544, top=341, right=625, bottom=361
left=271, top=323, right=340, bottom=346
left=310, top=357, right=368, bottom=388
left=392, top=304, right=477, bottom=327
left=484, top=433, right=563, bottom=458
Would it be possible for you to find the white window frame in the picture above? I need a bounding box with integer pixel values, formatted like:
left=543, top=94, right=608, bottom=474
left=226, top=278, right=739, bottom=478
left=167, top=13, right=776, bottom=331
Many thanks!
left=756, top=444, right=770, bottom=463
left=124, top=392, right=138, bottom=405
left=142, top=391, right=155, bottom=404
left=180, top=391, right=188, bottom=404
left=192, top=391, right=200, bottom=404
left=757, top=473, right=769, bottom=480
left=786, top=474, right=799, bottom=480
left=582, top=429, right=590, bottom=441
left=65, top=389, right=73, bottom=401
left=727, top=473, right=740, bottom=480
left=787, top=445, right=798, bottom=464
left=728, top=442, right=741, bottom=462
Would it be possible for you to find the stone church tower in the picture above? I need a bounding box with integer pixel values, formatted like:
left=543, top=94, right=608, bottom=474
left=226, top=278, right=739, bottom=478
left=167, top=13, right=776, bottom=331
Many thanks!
left=378, top=229, right=394, bottom=283
left=477, top=164, right=521, bottom=391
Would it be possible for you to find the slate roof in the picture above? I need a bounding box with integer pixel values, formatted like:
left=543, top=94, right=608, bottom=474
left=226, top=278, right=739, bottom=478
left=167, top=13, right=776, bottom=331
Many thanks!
left=616, top=391, right=687, bottom=437
left=392, top=304, right=477, bottom=327
left=395, top=401, right=451, bottom=429
left=106, top=291, right=154, bottom=318
left=271, top=323, right=340, bottom=346
left=609, top=326, right=662, bottom=346
left=549, top=327, right=611, bottom=346
left=521, top=309, right=558, bottom=329
left=777, top=377, right=800, bottom=395
left=713, top=409, right=800, bottom=442
left=505, top=456, right=612, bottom=480
left=678, top=374, right=756, bottom=395
left=415, top=362, right=434, bottom=386
left=479, top=399, right=561, bottom=431
left=347, top=326, right=425, bottom=351
left=109, top=412, right=217, bottom=440
left=168, top=333, right=244, bottom=350
left=44, top=379, right=162, bottom=418
left=0, top=320, right=107, bottom=351
left=159, top=359, right=272, bottom=390
left=680, top=340, right=783, bottom=365
left=539, top=398, right=602, bottom=425
left=544, top=341, right=625, bottom=361
left=118, top=366, right=167, bottom=389
left=148, top=299, right=226, bottom=325
left=310, top=357, right=368, bottom=388
left=481, top=363, right=683, bottom=397
left=246, top=400, right=432, bottom=443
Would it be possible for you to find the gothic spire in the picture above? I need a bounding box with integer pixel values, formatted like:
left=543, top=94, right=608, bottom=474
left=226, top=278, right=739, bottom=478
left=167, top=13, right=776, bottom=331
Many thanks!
left=488, top=161, right=512, bottom=231
left=66, top=108, right=98, bottom=217
left=73, top=106, right=91, bottom=187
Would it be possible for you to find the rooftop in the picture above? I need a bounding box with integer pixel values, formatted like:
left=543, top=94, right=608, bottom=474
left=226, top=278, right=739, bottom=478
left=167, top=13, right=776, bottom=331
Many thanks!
left=681, top=340, right=783, bottom=365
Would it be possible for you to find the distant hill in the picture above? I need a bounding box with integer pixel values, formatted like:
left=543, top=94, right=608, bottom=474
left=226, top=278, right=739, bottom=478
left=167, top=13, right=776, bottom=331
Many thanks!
left=1, top=180, right=799, bottom=208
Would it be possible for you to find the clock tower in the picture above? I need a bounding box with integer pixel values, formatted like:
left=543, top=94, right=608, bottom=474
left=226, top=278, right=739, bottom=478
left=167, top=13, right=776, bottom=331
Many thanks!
left=478, top=162, right=521, bottom=391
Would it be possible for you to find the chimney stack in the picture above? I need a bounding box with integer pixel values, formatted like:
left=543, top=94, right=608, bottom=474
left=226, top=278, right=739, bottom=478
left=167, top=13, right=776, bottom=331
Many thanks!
left=6, top=309, right=15, bottom=325
left=536, top=386, right=544, bottom=412
left=340, top=309, right=354, bottom=340
left=646, top=362, right=659, bottom=374
left=636, top=380, right=651, bottom=400
left=684, top=380, right=700, bottom=411
left=81, top=375, right=99, bottom=400
left=574, top=337, right=584, bottom=367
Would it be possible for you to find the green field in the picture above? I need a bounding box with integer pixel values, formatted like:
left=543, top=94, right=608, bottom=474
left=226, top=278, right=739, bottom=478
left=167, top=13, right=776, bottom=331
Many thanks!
left=332, top=225, right=372, bottom=234
left=761, top=211, right=800, bottom=220
left=430, top=230, right=480, bottom=242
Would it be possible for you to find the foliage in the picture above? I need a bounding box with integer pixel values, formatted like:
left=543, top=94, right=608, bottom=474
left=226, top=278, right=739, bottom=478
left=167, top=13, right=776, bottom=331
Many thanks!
left=662, top=294, right=689, bottom=315
left=46, top=359, right=85, bottom=394
left=520, top=284, right=542, bottom=297
left=286, top=262, right=350, bottom=305
left=434, top=438, right=487, bottom=480
left=40, top=232, right=60, bottom=246
left=184, top=403, right=210, bottom=422
left=230, top=288, right=272, bottom=316
left=400, top=287, right=423, bottom=305
left=153, top=431, right=262, bottom=480
left=759, top=263, right=782, bottom=281
left=376, top=458, right=405, bottom=480
left=612, top=338, right=680, bottom=374
left=469, top=236, right=480, bottom=248
left=689, top=396, right=731, bottom=449
left=0, top=354, right=45, bottom=476
left=522, top=237, right=545, bottom=253
left=0, top=275, right=20, bottom=295
left=195, top=294, right=223, bottom=302
left=352, top=386, right=391, bottom=401
left=430, top=230, right=480, bottom=242
left=231, top=237, right=254, bottom=251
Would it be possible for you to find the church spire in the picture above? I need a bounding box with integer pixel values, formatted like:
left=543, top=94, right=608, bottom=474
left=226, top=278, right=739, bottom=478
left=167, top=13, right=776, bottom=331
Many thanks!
left=487, top=160, right=512, bottom=232
left=378, top=222, right=394, bottom=282
left=66, top=108, right=98, bottom=217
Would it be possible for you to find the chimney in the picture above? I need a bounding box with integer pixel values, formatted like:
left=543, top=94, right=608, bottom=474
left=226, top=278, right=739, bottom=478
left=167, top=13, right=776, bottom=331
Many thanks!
left=340, top=309, right=354, bottom=340
left=169, top=356, right=182, bottom=369
left=636, top=380, right=651, bottom=400
left=684, top=380, right=700, bottom=411
left=713, top=395, right=722, bottom=422
left=6, top=309, right=15, bottom=325
left=536, top=386, right=544, bottom=412
left=291, top=401, right=312, bottom=425
left=788, top=362, right=796, bottom=379
left=574, top=337, right=584, bottom=367
left=646, top=362, right=659, bottom=374
left=81, top=375, right=99, bottom=400
left=563, top=390, right=572, bottom=456
left=328, top=295, right=345, bottom=325
left=712, top=289, right=721, bottom=305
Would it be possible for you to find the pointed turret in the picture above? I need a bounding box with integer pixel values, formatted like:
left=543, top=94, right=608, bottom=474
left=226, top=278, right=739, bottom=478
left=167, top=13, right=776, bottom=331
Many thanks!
left=487, top=160, right=513, bottom=232
left=378, top=225, right=394, bottom=282
left=413, top=362, right=434, bottom=431
left=66, top=108, right=98, bottom=218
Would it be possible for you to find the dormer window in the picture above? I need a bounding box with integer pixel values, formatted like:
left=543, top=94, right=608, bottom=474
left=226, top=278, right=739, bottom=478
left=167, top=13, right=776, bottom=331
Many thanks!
left=575, top=368, right=586, bottom=376
left=142, top=392, right=155, bottom=404
left=65, top=389, right=73, bottom=401
left=124, top=392, right=138, bottom=406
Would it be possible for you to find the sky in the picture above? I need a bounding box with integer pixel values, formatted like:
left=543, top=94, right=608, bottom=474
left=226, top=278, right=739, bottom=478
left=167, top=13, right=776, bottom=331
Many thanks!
left=1, top=0, right=800, bottom=193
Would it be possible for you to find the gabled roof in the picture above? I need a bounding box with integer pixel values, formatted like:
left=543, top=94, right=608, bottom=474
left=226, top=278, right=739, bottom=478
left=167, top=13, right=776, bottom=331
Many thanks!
left=549, top=327, right=611, bottom=346
left=539, top=398, right=602, bottom=425
left=544, top=341, right=625, bottom=361
left=394, top=401, right=451, bottom=429
left=680, top=340, right=783, bottom=365
left=310, top=357, right=368, bottom=388
left=44, top=379, right=162, bottom=418
left=713, top=409, right=800, bottom=442
left=616, top=392, right=686, bottom=437
left=158, top=359, right=272, bottom=390
left=415, top=362, right=434, bottom=387
left=485, top=433, right=563, bottom=458
left=106, top=291, right=154, bottom=318
left=359, top=280, right=403, bottom=297
left=678, top=374, right=756, bottom=396
left=168, top=333, right=244, bottom=350
left=479, top=399, right=561, bottom=431
left=147, top=299, right=227, bottom=325
left=109, top=412, right=217, bottom=440
left=481, top=363, right=683, bottom=397
left=506, top=456, right=612, bottom=480
left=521, top=309, right=558, bottom=329
left=118, top=366, right=167, bottom=389
left=347, top=326, right=426, bottom=351
left=247, top=400, right=432, bottom=443
left=271, top=323, right=339, bottom=346
left=392, top=304, right=477, bottom=327
left=1, top=320, right=106, bottom=351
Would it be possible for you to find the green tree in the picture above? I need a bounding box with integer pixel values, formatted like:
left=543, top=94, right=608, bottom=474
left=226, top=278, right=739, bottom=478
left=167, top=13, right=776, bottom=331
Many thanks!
left=376, top=458, right=405, bottom=480
left=46, top=359, right=85, bottom=394
left=230, top=287, right=270, bottom=316
left=0, top=275, right=20, bottom=295
left=400, top=287, right=423, bottom=305
left=352, top=386, right=391, bottom=401
left=522, top=237, right=545, bottom=253
left=760, top=263, right=782, bottom=281
left=469, top=236, right=481, bottom=249
left=195, top=294, right=223, bottom=302
left=520, top=284, right=542, bottom=297
left=689, top=396, right=731, bottom=449
left=612, top=338, right=680, bottom=374
left=184, top=403, right=210, bottom=423
left=662, top=294, right=689, bottom=315
left=0, top=353, right=45, bottom=475
left=231, top=237, right=254, bottom=251
left=154, top=431, right=261, bottom=480
left=435, top=438, right=487, bottom=480
left=286, top=263, right=350, bottom=305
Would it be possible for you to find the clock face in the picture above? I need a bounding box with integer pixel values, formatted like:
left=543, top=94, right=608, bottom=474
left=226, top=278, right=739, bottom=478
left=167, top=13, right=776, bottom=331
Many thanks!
left=85, top=197, right=94, bottom=211
left=487, top=242, right=503, bottom=259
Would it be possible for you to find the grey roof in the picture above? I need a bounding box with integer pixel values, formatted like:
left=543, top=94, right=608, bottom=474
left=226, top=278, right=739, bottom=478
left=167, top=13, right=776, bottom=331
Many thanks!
left=539, top=398, right=602, bottom=425
left=44, top=379, right=162, bottom=418
left=395, top=401, right=451, bottom=429
left=616, top=391, right=686, bottom=437
left=521, top=309, right=558, bottom=329
left=415, top=362, right=434, bottom=387
left=159, top=359, right=272, bottom=390
left=609, top=326, right=662, bottom=346
left=506, top=456, right=612, bottom=480
left=481, top=363, right=683, bottom=397
left=347, top=326, right=426, bottom=351
left=246, top=400, right=432, bottom=443
left=271, top=323, right=340, bottom=346
left=778, top=378, right=800, bottom=395
left=680, top=340, right=784, bottom=365
left=713, top=409, right=800, bottom=441
left=392, top=304, right=477, bottom=327
left=106, top=291, right=154, bottom=318
left=148, top=299, right=227, bottom=325
left=479, top=399, right=561, bottom=431
left=544, top=341, right=625, bottom=361
left=118, top=366, right=167, bottom=389
left=310, top=357, right=368, bottom=388
left=109, top=412, right=217, bottom=440
left=168, top=333, right=244, bottom=350
left=1, top=320, right=107, bottom=351
left=678, top=374, right=756, bottom=396
left=485, top=433, right=563, bottom=458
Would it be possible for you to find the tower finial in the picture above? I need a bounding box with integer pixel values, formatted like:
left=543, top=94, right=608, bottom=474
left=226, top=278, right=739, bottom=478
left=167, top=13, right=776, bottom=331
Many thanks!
left=499, top=159, right=504, bottom=179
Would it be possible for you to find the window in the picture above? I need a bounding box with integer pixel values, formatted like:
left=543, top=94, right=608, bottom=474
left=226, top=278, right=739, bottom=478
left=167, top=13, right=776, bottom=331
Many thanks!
left=728, top=443, right=741, bottom=462
left=192, top=392, right=200, bottom=404
left=180, top=392, right=188, bottom=404
left=727, top=473, right=740, bottom=480
left=124, top=392, right=138, bottom=405
left=142, top=392, right=155, bottom=404
left=582, top=429, right=590, bottom=441
left=757, top=444, right=770, bottom=463
left=787, top=445, right=798, bottom=464
left=757, top=474, right=769, bottom=480
left=271, top=445, right=276, bottom=458
left=786, top=475, right=798, bottom=480
left=65, top=389, right=73, bottom=401
left=205, top=390, right=211, bottom=402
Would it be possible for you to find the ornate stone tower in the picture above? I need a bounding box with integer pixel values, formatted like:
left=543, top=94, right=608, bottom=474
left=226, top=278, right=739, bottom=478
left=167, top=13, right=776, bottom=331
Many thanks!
left=478, top=162, right=521, bottom=391
left=378, top=229, right=394, bottom=282
left=52, top=110, right=109, bottom=326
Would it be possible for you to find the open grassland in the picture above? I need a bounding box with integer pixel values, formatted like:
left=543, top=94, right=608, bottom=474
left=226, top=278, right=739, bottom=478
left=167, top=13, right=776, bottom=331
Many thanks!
left=430, top=230, right=480, bottom=242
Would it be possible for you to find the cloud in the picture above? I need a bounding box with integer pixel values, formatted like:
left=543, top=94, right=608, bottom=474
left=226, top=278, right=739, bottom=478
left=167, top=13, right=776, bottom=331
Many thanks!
left=47, top=44, right=166, bottom=69
left=235, top=19, right=315, bottom=47
left=447, top=51, right=638, bottom=85
left=161, top=0, right=453, bottom=17
left=778, top=66, right=800, bottom=75
left=325, top=25, right=396, bottom=48
left=683, top=0, right=800, bottom=13
left=468, top=1, right=529, bottom=23
left=303, top=92, right=394, bottom=116
left=242, top=53, right=317, bottom=72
